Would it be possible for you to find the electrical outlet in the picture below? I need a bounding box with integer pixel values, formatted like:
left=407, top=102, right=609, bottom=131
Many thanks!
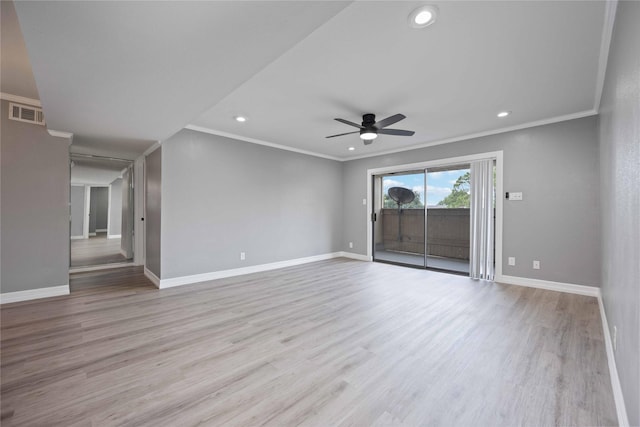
left=240, top=252, right=246, bottom=261
left=613, top=326, right=617, bottom=351
left=508, top=257, right=516, bottom=266
left=362, top=198, right=367, bottom=205
left=533, top=260, right=540, bottom=269
left=349, top=242, right=353, bottom=249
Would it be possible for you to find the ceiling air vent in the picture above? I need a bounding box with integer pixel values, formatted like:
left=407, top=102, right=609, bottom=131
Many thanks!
left=9, top=102, right=45, bottom=126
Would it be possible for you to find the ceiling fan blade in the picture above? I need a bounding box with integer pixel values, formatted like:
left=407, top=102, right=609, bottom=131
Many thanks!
left=335, top=118, right=364, bottom=129
left=377, top=128, right=415, bottom=136
left=326, top=131, right=360, bottom=139
left=374, top=113, right=406, bottom=129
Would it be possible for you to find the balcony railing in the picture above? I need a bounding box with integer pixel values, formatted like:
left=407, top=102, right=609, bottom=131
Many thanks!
left=380, top=208, right=470, bottom=260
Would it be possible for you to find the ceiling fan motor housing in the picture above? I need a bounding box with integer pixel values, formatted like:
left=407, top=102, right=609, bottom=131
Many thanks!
left=360, top=113, right=377, bottom=142
left=362, top=114, right=376, bottom=127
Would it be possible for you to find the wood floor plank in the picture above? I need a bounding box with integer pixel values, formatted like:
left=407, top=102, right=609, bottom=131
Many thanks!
left=0, top=259, right=617, bottom=426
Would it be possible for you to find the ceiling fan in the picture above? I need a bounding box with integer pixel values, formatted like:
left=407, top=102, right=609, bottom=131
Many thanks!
left=326, top=113, right=415, bottom=145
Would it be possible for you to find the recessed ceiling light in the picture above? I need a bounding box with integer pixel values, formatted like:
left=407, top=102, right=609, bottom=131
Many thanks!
left=497, top=111, right=510, bottom=118
left=348, top=147, right=355, bottom=151
left=409, top=5, right=438, bottom=28
left=234, top=116, right=247, bottom=122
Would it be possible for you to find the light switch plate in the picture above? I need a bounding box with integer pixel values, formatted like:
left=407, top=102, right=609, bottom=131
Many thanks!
left=510, top=192, right=523, bottom=201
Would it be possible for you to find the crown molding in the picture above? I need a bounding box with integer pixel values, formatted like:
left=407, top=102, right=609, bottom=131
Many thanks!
left=187, top=109, right=597, bottom=163
left=185, top=124, right=342, bottom=162
left=142, top=141, right=161, bottom=157
left=0, top=92, right=41, bottom=107
left=48, top=129, right=73, bottom=139
left=593, top=0, right=618, bottom=112
left=343, top=110, right=598, bottom=161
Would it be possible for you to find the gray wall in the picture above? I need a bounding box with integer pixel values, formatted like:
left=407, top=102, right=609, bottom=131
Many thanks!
left=343, top=116, right=601, bottom=287
left=109, top=178, right=122, bottom=236
left=89, top=187, right=108, bottom=232
left=70, top=185, right=85, bottom=237
left=160, top=129, right=343, bottom=279
left=0, top=100, right=70, bottom=293
left=145, top=148, right=162, bottom=277
left=598, top=1, right=640, bottom=424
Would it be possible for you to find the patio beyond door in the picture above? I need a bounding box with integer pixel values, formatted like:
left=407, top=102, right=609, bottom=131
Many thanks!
left=372, top=165, right=472, bottom=274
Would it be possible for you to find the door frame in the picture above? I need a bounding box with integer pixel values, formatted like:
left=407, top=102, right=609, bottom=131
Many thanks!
left=366, top=151, right=504, bottom=279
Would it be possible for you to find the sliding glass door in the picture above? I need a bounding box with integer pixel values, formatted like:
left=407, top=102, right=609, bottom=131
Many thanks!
left=372, top=171, right=426, bottom=267
left=372, top=163, right=489, bottom=276
left=425, top=165, right=470, bottom=274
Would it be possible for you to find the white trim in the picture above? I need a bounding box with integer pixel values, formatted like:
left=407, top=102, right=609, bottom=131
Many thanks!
left=186, top=111, right=595, bottom=163
left=338, top=251, right=372, bottom=262
left=106, top=184, right=112, bottom=237
left=69, top=262, right=134, bottom=273
left=494, top=274, right=600, bottom=297
left=366, top=151, right=503, bottom=280
left=185, top=124, right=342, bottom=161
left=594, top=0, right=618, bottom=112
left=493, top=273, right=629, bottom=425
left=89, top=232, right=96, bottom=237
left=143, top=141, right=161, bottom=157
left=83, top=185, right=90, bottom=239
left=347, top=110, right=596, bottom=161
left=48, top=129, right=73, bottom=139
left=144, top=267, right=161, bottom=288
left=0, top=284, right=69, bottom=304
left=107, top=234, right=121, bottom=239
left=71, top=235, right=85, bottom=240
left=158, top=252, right=344, bottom=289
left=597, top=294, right=630, bottom=427
left=134, top=156, right=145, bottom=266
left=0, top=92, right=41, bottom=107
left=95, top=228, right=107, bottom=233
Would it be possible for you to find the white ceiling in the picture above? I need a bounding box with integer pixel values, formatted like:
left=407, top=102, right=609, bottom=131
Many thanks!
left=10, top=1, right=611, bottom=161
left=70, top=156, right=130, bottom=186
left=0, top=1, right=39, bottom=99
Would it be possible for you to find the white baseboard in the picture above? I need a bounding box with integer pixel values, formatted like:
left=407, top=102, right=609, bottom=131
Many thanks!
left=158, top=252, right=348, bottom=289
left=495, top=274, right=600, bottom=297
left=89, top=232, right=96, bottom=237
left=70, top=235, right=85, bottom=240
left=107, top=234, right=121, bottom=239
left=338, top=251, right=372, bottom=262
left=0, top=284, right=70, bottom=304
left=95, top=228, right=107, bottom=232
left=144, top=267, right=161, bottom=288
left=597, top=295, right=630, bottom=427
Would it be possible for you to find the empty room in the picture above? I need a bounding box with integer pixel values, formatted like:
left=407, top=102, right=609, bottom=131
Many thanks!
left=1, top=1, right=638, bottom=426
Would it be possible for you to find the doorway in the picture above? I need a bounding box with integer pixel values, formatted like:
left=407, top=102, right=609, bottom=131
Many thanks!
left=69, top=154, right=134, bottom=269
left=369, top=153, right=501, bottom=278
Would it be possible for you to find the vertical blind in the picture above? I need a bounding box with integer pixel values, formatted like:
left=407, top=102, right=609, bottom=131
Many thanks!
left=469, top=159, right=494, bottom=280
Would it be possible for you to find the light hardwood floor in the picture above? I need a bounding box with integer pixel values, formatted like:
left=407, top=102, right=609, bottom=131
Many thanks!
left=0, top=259, right=617, bottom=426
left=70, top=233, right=128, bottom=267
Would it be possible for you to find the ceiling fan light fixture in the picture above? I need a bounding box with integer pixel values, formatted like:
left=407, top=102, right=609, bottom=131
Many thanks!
left=409, top=5, right=438, bottom=28
left=360, top=131, right=378, bottom=141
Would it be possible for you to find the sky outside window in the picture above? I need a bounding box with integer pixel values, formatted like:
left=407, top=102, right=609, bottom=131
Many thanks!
left=382, top=169, right=470, bottom=207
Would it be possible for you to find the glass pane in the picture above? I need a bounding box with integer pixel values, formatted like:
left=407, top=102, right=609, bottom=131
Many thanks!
left=373, top=172, right=425, bottom=267
left=425, top=167, right=470, bottom=274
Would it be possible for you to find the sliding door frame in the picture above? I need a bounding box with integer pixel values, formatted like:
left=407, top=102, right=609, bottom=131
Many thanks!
left=366, top=151, right=504, bottom=279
